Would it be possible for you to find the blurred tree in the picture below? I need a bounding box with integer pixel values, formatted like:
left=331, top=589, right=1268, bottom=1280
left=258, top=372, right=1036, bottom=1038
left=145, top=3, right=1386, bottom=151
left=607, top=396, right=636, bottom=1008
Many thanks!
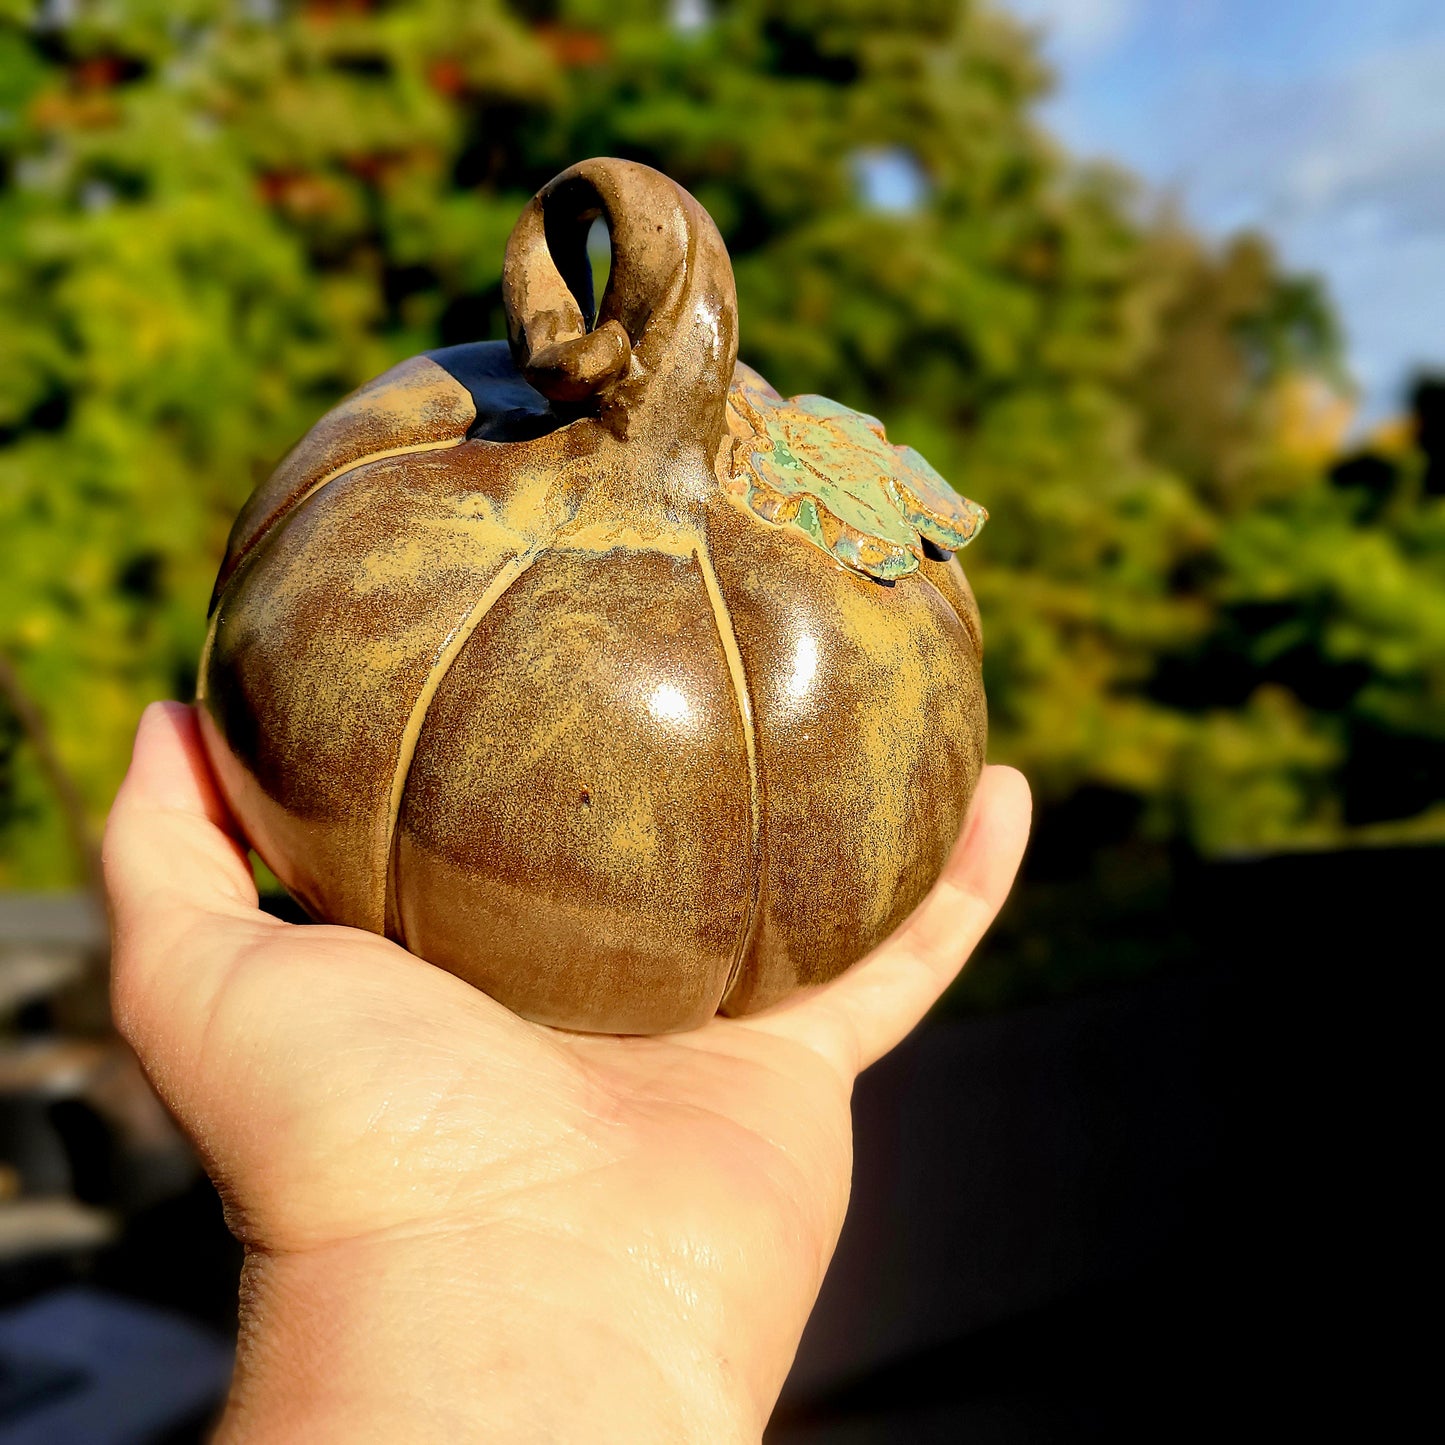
left=0, top=0, right=550, bottom=885
left=1412, top=373, right=1445, bottom=496
left=0, top=0, right=1439, bottom=890
left=1159, top=380, right=1445, bottom=852
left=1130, top=227, right=1346, bottom=512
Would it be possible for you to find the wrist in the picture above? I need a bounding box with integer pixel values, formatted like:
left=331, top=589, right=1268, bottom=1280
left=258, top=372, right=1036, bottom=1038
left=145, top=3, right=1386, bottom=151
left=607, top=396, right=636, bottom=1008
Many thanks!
left=216, top=1223, right=761, bottom=1444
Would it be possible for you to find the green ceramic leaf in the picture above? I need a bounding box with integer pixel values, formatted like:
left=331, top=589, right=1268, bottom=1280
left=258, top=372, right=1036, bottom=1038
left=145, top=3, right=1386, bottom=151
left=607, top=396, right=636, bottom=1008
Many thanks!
left=726, top=372, right=986, bottom=581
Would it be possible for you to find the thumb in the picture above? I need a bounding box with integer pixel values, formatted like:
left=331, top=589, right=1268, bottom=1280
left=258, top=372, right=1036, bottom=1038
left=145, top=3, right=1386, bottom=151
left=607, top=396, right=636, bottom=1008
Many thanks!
left=104, top=702, right=278, bottom=1078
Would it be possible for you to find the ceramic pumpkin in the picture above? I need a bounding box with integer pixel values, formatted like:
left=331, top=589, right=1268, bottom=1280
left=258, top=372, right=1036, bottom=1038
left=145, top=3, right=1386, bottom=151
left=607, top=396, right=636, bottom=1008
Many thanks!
left=198, top=158, right=988, bottom=1034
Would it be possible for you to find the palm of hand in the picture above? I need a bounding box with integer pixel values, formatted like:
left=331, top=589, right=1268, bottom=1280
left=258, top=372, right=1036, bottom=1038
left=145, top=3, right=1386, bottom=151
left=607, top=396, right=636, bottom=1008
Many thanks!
left=187, top=916, right=856, bottom=1401
left=106, top=703, right=1028, bottom=1435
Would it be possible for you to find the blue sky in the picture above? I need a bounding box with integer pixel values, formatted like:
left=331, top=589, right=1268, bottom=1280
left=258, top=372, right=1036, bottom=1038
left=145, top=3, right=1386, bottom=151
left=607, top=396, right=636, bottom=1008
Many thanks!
left=1000, top=0, right=1445, bottom=423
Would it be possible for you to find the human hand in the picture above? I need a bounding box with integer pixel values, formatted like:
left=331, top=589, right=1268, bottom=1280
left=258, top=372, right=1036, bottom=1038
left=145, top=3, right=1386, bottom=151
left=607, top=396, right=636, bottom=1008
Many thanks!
left=105, top=702, right=1030, bottom=1443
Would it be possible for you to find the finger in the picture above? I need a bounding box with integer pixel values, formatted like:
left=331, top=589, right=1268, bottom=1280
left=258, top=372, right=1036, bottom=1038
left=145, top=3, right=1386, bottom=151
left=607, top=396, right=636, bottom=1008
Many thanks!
left=104, top=700, right=257, bottom=910
left=741, top=765, right=1031, bottom=1077
left=104, top=702, right=271, bottom=1042
left=115, top=700, right=235, bottom=825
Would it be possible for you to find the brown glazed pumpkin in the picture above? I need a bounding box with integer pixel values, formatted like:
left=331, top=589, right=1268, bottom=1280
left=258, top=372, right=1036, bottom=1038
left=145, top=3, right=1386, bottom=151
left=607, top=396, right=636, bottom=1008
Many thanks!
left=198, top=158, right=989, bottom=1034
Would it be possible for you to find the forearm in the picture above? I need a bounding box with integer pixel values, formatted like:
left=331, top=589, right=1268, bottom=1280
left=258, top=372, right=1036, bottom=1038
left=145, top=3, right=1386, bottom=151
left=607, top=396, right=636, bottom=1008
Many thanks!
left=215, top=1225, right=762, bottom=1444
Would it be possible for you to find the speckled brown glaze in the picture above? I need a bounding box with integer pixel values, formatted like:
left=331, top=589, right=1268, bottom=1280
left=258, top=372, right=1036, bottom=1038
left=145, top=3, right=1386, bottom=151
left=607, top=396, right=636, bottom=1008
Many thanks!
left=199, top=158, right=989, bottom=1034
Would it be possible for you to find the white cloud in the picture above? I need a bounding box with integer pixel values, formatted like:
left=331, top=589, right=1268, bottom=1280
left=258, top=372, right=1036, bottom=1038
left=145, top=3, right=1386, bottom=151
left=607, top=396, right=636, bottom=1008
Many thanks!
left=1146, top=35, right=1445, bottom=416
left=1164, top=36, right=1445, bottom=230
left=1001, top=0, right=1445, bottom=414
left=1006, top=0, right=1141, bottom=63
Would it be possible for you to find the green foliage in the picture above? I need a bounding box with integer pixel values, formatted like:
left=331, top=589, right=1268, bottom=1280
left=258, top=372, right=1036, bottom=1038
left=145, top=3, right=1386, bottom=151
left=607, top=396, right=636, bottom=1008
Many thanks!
left=0, top=0, right=1440, bottom=889
left=1172, top=443, right=1445, bottom=850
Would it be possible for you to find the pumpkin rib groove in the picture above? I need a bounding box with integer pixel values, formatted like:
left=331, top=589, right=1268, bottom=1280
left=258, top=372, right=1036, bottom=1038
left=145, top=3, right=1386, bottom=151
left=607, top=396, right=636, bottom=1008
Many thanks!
left=693, top=539, right=764, bottom=1009
left=213, top=435, right=467, bottom=608
left=381, top=542, right=549, bottom=948
left=916, top=567, right=980, bottom=659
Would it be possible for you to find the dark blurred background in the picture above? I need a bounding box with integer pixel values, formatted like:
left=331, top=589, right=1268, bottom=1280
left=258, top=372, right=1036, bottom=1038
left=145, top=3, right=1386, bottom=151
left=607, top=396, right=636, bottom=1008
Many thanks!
left=1, top=1, right=1439, bottom=1440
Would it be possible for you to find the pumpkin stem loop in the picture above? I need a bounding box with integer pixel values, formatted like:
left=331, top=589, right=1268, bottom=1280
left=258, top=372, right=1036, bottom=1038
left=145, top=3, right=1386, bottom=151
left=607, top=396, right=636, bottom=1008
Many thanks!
left=503, top=158, right=740, bottom=451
